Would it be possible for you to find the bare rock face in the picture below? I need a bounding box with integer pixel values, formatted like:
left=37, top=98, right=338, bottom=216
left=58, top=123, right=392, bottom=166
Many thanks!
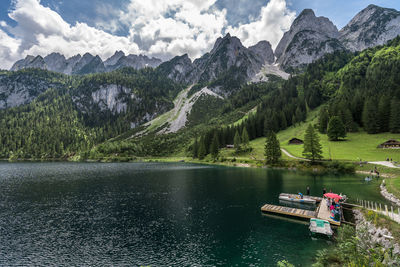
left=157, top=54, right=196, bottom=84
left=43, top=53, right=67, bottom=73
left=104, top=51, right=125, bottom=67
left=248, top=41, right=275, bottom=65
left=339, top=4, right=400, bottom=51
left=0, top=71, right=62, bottom=109
left=275, top=9, right=343, bottom=70
left=158, top=33, right=268, bottom=87
left=10, top=51, right=162, bottom=74
left=195, top=33, right=265, bottom=83
left=10, top=55, right=46, bottom=71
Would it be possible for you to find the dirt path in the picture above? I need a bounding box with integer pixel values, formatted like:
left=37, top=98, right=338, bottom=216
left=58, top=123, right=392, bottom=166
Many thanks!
left=281, top=148, right=309, bottom=161
left=369, top=161, right=400, bottom=169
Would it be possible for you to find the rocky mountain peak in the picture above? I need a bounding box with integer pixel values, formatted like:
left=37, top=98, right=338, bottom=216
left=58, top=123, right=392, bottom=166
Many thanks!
left=274, top=8, right=341, bottom=70
left=339, top=5, right=400, bottom=51
left=104, top=51, right=125, bottom=66
left=248, top=41, right=274, bottom=65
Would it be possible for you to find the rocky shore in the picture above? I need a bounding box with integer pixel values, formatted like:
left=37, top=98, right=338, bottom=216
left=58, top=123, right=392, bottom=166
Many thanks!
left=380, top=180, right=400, bottom=206
left=353, top=209, right=400, bottom=265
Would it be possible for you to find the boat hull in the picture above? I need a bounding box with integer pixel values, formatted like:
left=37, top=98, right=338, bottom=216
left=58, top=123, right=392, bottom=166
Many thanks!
left=278, top=195, right=316, bottom=205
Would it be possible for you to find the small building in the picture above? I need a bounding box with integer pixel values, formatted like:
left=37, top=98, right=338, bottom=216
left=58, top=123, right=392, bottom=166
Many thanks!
left=288, top=138, right=304, bottom=145
left=226, top=144, right=235, bottom=149
left=378, top=139, right=400, bottom=148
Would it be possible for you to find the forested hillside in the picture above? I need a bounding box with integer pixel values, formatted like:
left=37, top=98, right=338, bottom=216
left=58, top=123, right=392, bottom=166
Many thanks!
left=0, top=68, right=182, bottom=159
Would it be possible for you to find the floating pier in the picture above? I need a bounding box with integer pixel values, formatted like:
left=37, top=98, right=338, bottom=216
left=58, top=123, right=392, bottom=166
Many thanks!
left=261, top=204, right=316, bottom=219
left=261, top=199, right=341, bottom=226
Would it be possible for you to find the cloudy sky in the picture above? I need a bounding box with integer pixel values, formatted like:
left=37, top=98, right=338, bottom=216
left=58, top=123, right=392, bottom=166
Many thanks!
left=0, top=0, right=399, bottom=69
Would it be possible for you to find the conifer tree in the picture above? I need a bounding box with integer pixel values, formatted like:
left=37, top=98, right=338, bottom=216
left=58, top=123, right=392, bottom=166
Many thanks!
left=318, top=107, right=329, bottom=133
left=198, top=137, right=207, bottom=160
left=210, top=132, right=220, bottom=160
left=362, top=98, right=380, bottom=134
left=378, top=95, right=391, bottom=132
left=303, top=124, right=323, bottom=162
left=241, top=128, right=250, bottom=150
left=192, top=138, right=198, bottom=158
left=327, top=116, right=346, bottom=141
left=234, top=130, right=241, bottom=153
left=390, top=98, right=400, bottom=133
left=264, top=131, right=281, bottom=164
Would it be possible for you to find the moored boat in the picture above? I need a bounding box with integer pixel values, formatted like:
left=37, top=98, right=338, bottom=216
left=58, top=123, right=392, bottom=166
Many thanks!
left=309, top=218, right=333, bottom=237
left=279, top=193, right=316, bottom=204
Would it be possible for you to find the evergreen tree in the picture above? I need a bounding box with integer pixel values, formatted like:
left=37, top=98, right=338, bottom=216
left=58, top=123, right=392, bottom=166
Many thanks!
left=318, top=107, right=329, bottom=133
left=279, top=111, right=287, bottom=130
left=327, top=116, right=346, bottom=141
left=303, top=124, right=323, bottom=162
left=192, top=138, right=198, bottom=158
left=390, top=98, right=400, bottom=133
left=234, top=130, right=241, bottom=153
left=198, top=137, right=207, bottom=160
left=378, top=95, right=391, bottom=132
left=338, top=103, right=355, bottom=132
left=241, top=128, right=250, bottom=150
left=264, top=132, right=281, bottom=164
left=210, top=132, right=220, bottom=160
left=362, top=98, right=380, bottom=134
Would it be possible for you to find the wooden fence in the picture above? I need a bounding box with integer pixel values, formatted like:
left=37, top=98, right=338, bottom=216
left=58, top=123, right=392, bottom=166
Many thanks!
left=357, top=199, right=400, bottom=223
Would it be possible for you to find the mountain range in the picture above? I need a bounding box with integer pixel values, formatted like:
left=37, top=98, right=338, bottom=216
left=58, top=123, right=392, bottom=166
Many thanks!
left=9, top=5, right=400, bottom=77
left=1, top=4, right=400, bottom=160
left=10, top=51, right=162, bottom=75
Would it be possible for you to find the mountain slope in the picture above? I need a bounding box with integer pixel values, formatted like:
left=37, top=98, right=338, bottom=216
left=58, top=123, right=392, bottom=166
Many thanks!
left=275, top=9, right=344, bottom=70
left=339, top=4, right=400, bottom=51
left=158, top=34, right=275, bottom=93
left=0, top=69, right=66, bottom=109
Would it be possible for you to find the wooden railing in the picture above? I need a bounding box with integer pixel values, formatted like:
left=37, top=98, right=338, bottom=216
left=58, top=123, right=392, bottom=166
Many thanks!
left=357, top=199, right=400, bottom=223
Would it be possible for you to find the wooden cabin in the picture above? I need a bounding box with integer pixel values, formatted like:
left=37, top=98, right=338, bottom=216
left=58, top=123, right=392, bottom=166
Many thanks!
left=288, top=138, right=304, bottom=145
left=378, top=139, right=400, bottom=148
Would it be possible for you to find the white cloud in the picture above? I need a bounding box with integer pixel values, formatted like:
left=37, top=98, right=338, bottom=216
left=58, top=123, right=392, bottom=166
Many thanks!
left=0, top=28, right=21, bottom=69
left=0, top=0, right=297, bottom=69
left=227, top=0, right=296, bottom=49
left=0, top=0, right=140, bottom=69
left=121, top=0, right=227, bottom=60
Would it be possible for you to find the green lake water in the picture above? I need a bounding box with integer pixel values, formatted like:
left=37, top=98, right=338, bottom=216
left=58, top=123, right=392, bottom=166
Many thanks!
left=0, top=162, right=387, bottom=266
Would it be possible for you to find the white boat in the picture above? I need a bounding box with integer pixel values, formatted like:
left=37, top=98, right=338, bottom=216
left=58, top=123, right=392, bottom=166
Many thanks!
left=279, top=193, right=316, bottom=204
left=309, top=218, right=333, bottom=237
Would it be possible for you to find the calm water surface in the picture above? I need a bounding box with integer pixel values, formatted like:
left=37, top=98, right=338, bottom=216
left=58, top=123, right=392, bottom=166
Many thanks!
left=0, top=162, right=386, bottom=266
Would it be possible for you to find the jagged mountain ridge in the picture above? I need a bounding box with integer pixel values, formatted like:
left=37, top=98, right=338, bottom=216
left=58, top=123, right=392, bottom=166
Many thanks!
left=10, top=51, right=162, bottom=75
left=158, top=33, right=276, bottom=90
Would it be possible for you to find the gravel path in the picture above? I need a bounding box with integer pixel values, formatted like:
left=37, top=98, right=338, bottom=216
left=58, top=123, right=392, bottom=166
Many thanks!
left=369, top=161, right=400, bottom=169
left=280, top=148, right=309, bottom=161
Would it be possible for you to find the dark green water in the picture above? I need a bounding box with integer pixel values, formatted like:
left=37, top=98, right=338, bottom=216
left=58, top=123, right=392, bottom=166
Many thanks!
left=0, top=162, right=386, bottom=266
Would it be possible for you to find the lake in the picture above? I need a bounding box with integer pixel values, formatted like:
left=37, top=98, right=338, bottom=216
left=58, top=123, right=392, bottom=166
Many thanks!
left=0, top=162, right=386, bottom=266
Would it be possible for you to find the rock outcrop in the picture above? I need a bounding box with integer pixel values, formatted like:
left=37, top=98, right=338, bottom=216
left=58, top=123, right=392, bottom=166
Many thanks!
left=0, top=70, right=63, bottom=109
left=248, top=40, right=275, bottom=65
left=380, top=180, right=400, bottom=206
left=339, top=5, right=400, bottom=51
left=275, top=9, right=344, bottom=70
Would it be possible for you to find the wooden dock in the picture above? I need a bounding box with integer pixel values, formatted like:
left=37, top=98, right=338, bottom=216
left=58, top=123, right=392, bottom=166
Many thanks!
left=261, top=201, right=341, bottom=226
left=261, top=204, right=316, bottom=220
